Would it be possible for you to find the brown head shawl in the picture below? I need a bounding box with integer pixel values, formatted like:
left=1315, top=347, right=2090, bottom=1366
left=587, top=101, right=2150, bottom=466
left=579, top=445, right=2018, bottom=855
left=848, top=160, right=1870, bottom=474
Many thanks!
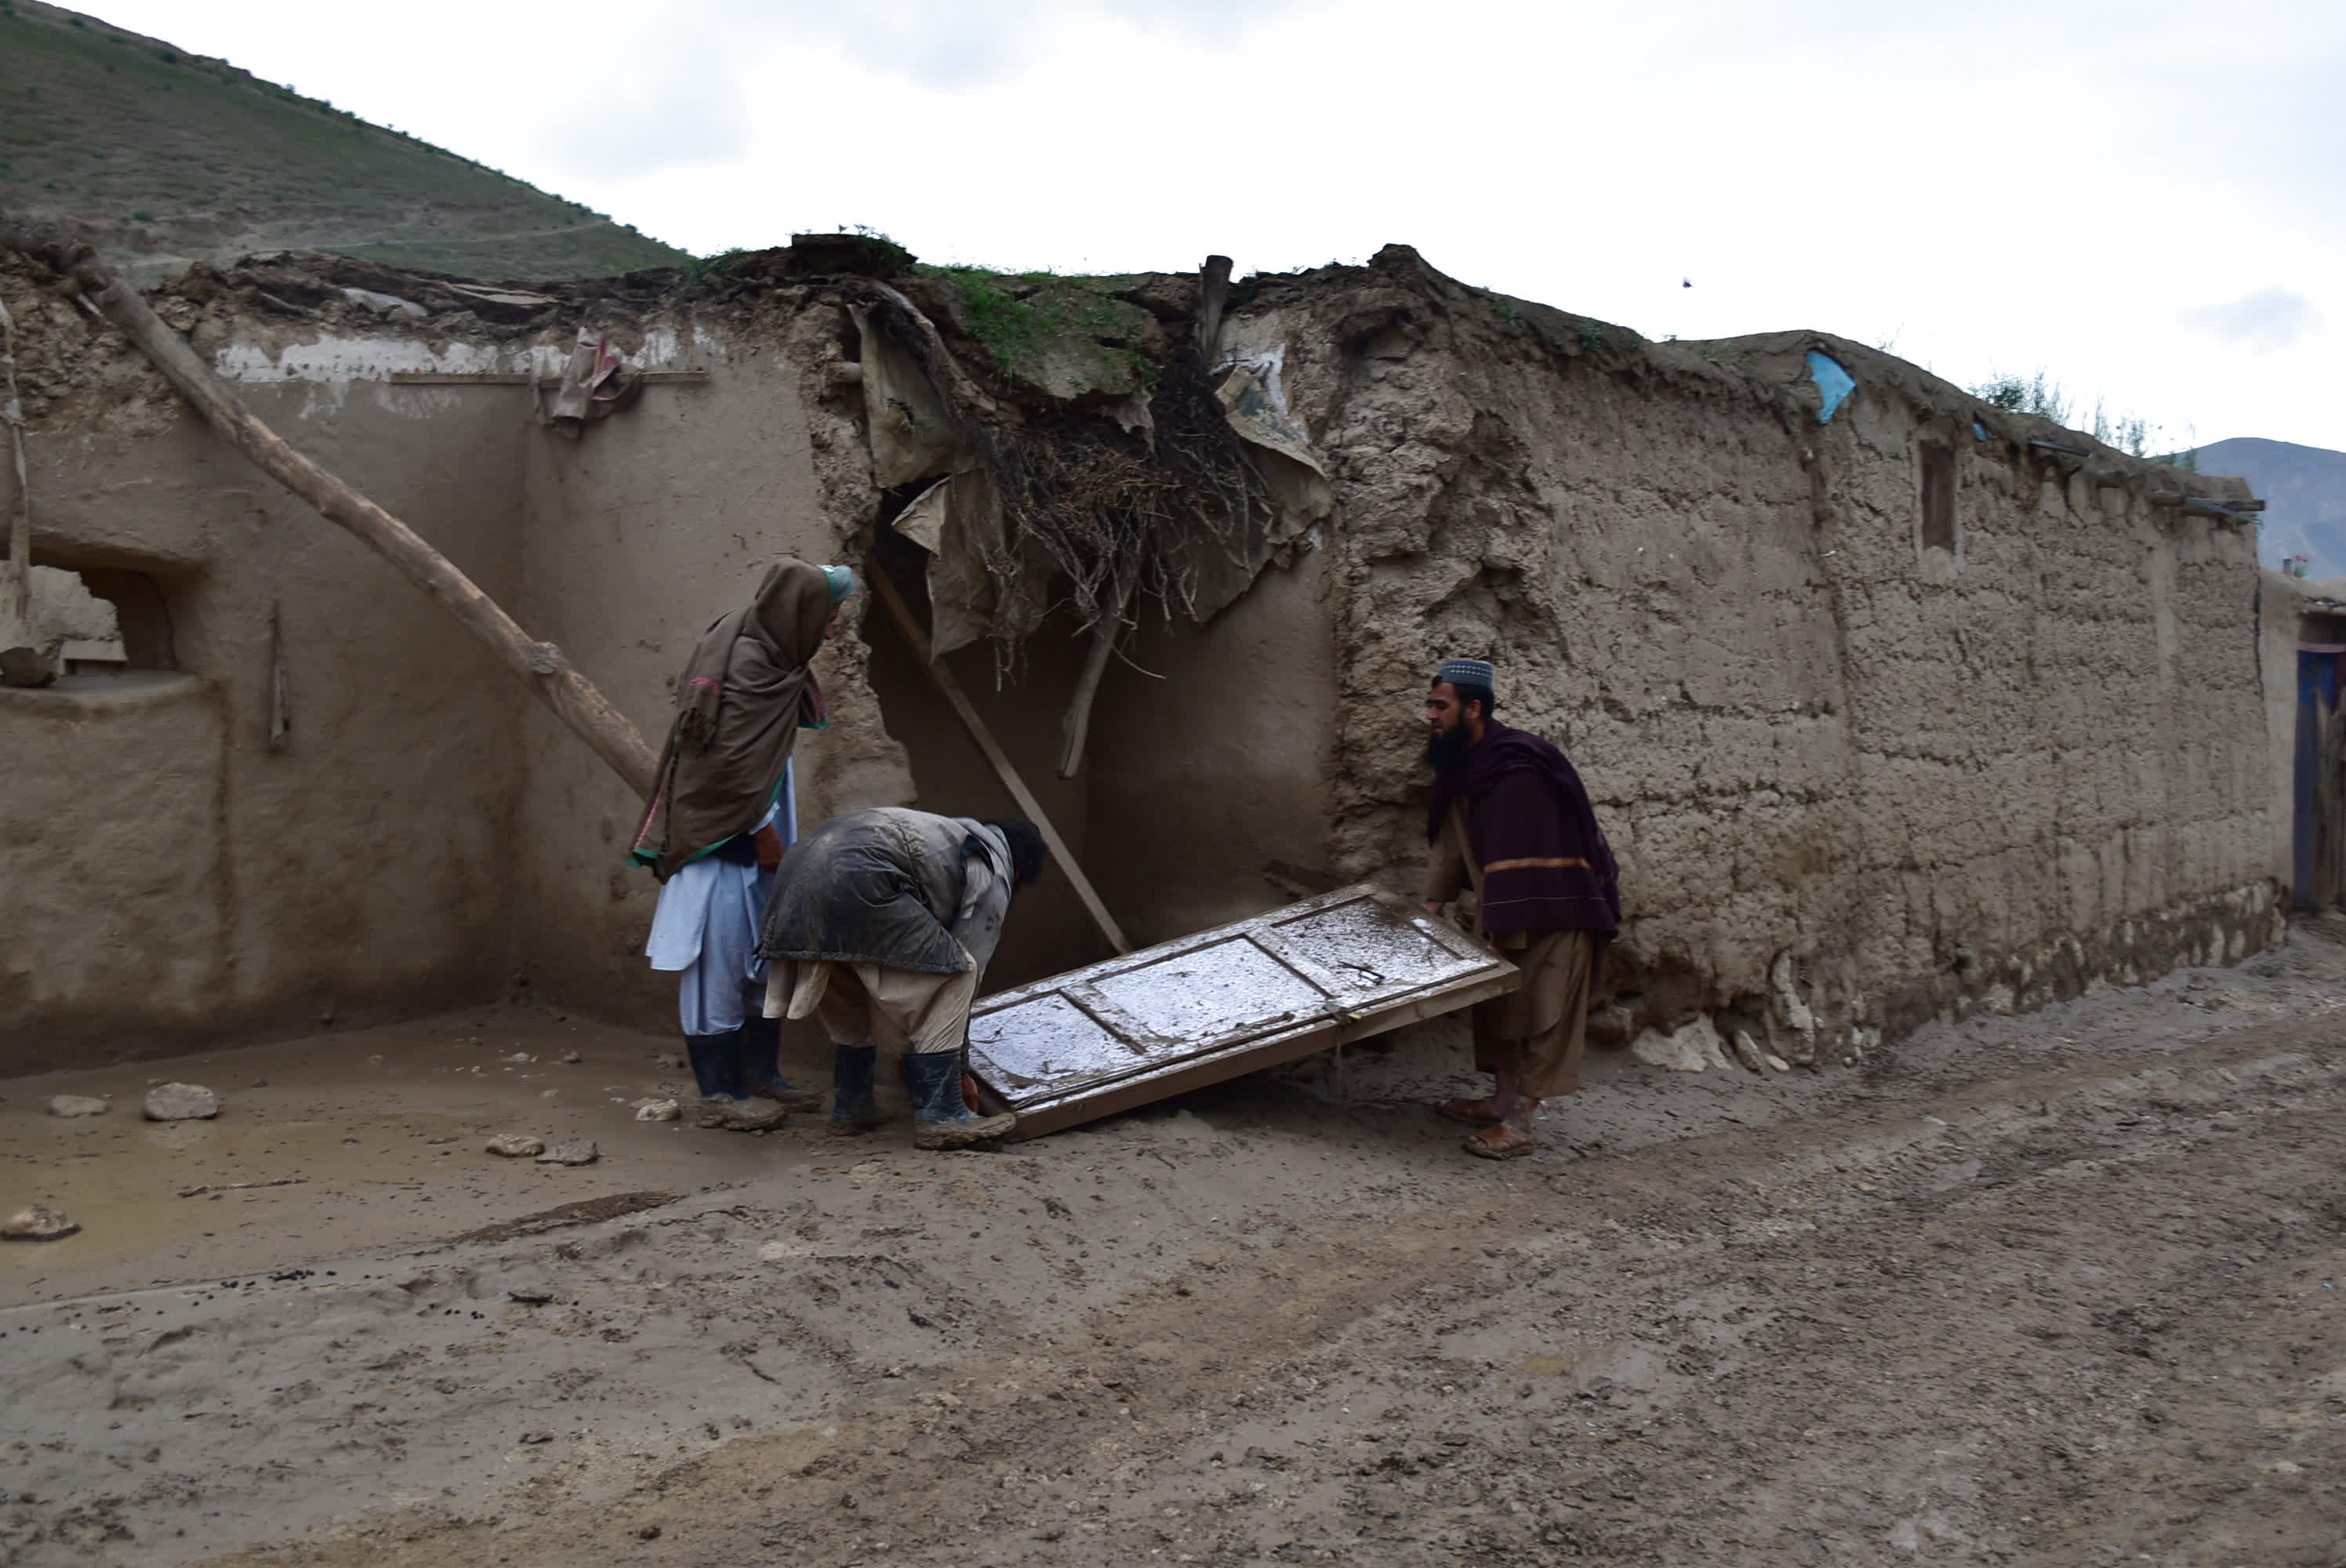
left=630, top=559, right=834, bottom=881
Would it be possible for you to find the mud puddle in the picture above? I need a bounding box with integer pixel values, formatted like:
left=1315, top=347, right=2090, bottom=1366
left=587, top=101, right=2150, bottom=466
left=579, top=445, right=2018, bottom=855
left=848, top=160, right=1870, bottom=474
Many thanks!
left=0, top=1009, right=808, bottom=1307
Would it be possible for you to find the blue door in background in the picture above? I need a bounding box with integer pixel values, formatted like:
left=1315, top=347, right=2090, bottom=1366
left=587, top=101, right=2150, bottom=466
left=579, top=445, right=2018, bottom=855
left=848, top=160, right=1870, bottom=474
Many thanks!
left=2293, top=648, right=2341, bottom=907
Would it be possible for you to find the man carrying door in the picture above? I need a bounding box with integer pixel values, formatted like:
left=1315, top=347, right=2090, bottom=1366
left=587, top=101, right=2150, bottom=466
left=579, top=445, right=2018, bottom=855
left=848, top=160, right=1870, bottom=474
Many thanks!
left=1421, top=658, right=1621, bottom=1160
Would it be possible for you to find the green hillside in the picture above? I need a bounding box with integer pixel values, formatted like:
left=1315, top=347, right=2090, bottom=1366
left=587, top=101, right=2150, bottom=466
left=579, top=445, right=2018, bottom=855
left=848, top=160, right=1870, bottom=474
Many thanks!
left=0, top=0, right=689, bottom=281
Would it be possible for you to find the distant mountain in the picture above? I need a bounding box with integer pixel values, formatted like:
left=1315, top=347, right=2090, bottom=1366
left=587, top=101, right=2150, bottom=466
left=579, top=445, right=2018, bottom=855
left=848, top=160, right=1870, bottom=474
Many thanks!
left=0, top=0, right=689, bottom=282
left=2196, top=437, right=2346, bottom=580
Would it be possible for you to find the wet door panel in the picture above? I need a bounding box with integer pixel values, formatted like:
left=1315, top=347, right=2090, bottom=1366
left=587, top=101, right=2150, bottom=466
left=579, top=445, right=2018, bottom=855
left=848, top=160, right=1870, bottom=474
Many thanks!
left=967, top=884, right=1519, bottom=1138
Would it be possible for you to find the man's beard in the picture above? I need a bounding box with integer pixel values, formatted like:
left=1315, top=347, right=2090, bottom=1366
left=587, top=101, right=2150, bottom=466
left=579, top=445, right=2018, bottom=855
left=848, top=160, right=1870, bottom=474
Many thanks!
left=1423, top=723, right=1473, bottom=774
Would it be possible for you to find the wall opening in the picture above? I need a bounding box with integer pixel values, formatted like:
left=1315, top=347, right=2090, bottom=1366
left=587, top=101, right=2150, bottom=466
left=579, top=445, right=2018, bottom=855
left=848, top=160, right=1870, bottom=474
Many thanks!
left=78, top=568, right=178, bottom=670
left=1919, top=441, right=1956, bottom=554
left=3, top=563, right=181, bottom=690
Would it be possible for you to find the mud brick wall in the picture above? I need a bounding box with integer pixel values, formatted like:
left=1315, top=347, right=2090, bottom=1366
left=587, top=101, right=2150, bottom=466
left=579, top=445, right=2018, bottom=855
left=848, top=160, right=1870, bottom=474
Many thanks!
left=0, top=246, right=2278, bottom=1067
left=1198, top=247, right=2276, bottom=1054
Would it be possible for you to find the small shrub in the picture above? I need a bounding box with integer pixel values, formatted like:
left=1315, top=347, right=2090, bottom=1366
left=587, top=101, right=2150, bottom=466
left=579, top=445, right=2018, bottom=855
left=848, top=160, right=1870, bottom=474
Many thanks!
left=1972, top=371, right=2069, bottom=424
left=1577, top=321, right=1607, bottom=352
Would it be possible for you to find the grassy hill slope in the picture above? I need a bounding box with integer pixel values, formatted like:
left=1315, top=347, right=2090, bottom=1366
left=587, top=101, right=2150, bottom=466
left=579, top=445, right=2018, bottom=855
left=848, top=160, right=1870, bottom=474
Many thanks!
left=0, top=0, right=688, bottom=281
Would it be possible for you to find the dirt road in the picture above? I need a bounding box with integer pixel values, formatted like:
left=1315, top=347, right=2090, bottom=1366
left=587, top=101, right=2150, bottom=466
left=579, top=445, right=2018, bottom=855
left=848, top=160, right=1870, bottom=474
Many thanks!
left=4, top=930, right=2343, bottom=1566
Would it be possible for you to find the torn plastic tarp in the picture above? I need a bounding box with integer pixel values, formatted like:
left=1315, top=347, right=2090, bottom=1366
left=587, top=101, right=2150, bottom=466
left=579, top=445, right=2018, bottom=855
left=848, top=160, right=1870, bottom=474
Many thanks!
left=890, top=469, right=1043, bottom=658
left=1805, top=350, right=1855, bottom=424
left=1218, top=365, right=1328, bottom=503
left=855, top=305, right=967, bottom=488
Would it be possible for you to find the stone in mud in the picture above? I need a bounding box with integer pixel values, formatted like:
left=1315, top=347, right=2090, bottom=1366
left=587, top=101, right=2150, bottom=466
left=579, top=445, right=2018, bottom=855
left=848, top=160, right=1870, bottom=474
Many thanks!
left=1630, top=1018, right=1730, bottom=1073
left=486, top=1133, right=546, bottom=1158
left=143, top=1083, right=220, bottom=1120
left=635, top=1098, right=681, bottom=1122
left=47, top=1094, right=109, bottom=1118
left=536, top=1139, right=597, bottom=1166
left=1729, top=1030, right=1768, bottom=1074
left=3, top=1205, right=81, bottom=1240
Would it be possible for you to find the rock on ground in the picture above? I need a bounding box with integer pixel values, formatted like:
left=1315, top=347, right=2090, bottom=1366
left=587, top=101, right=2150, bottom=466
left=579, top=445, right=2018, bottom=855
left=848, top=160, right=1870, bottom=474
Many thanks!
left=535, top=1139, right=597, bottom=1166
left=485, top=1134, right=544, bottom=1158
left=2, top=1205, right=79, bottom=1240
left=46, top=1094, right=108, bottom=1117
left=143, top=1083, right=220, bottom=1120
left=634, top=1098, right=680, bottom=1122
left=1629, top=1018, right=1732, bottom=1073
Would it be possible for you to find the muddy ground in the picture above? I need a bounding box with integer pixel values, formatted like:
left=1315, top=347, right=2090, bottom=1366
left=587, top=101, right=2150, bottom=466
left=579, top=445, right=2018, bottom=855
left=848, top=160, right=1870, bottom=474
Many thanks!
left=2, top=928, right=2343, bottom=1566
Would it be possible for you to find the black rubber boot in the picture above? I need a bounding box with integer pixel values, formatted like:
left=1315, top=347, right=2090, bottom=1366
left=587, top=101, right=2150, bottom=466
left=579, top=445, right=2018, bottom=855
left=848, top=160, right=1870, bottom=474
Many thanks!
left=738, top=1014, right=823, bottom=1112
left=828, top=1043, right=886, bottom=1136
left=686, top=1029, right=787, bottom=1131
left=906, top=1049, right=1016, bottom=1150
left=685, top=1032, right=745, bottom=1101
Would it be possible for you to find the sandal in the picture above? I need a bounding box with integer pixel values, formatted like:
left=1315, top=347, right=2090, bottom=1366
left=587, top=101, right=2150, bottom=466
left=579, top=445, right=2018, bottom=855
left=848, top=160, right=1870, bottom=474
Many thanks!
left=1437, top=1097, right=1508, bottom=1127
left=1463, top=1123, right=1537, bottom=1160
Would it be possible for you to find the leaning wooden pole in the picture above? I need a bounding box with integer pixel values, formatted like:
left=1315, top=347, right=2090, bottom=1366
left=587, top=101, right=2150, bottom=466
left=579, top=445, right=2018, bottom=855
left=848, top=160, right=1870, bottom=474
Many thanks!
left=0, top=292, right=33, bottom=640
left=870, top=568, right=1131, bottom=955
left=38, top=241, right=659, bottom=797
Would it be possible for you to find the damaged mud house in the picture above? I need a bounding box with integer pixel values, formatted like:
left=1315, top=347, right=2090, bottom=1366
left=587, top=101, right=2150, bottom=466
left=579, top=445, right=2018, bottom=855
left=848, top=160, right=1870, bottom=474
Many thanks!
left=14, top=0, right=2346, bottom=1551
left=0, top=230, right=2297, bottom=1083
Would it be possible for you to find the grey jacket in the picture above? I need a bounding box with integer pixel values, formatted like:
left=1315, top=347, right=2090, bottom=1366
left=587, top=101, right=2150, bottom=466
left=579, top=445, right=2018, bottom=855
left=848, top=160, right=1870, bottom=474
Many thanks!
left=757, top=808, right=1013, bottom=977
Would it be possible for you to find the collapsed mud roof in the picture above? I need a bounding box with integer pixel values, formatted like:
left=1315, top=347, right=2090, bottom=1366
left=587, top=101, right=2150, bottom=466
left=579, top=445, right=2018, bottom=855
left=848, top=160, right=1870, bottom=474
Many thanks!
left=0, top=232, right=2279, bottom=1073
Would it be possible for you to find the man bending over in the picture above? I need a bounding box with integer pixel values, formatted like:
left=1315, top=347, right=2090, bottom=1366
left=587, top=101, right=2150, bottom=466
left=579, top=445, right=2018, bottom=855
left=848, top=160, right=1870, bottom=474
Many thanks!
left=760, top=808, right=1047, bottom=1150
left=1422, top=659, right=1620, bottom=1159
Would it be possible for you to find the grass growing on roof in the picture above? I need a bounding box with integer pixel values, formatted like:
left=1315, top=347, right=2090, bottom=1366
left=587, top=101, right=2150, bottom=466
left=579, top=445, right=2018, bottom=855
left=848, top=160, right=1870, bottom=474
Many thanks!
left=920, top=266, right=1159, bottom=394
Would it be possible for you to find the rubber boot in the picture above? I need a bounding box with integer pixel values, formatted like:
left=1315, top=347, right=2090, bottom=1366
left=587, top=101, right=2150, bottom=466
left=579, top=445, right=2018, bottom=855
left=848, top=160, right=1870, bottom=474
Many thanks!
left=737, top=1014, right=824, bottom=1113
left=685, top=1030, right=787, bottom=1131
left=685, top=1032, right=745, bottom=1101
left=827, top=1043, right=888, bottom=1138
left=906, top=1049, right=1016, bottom=1150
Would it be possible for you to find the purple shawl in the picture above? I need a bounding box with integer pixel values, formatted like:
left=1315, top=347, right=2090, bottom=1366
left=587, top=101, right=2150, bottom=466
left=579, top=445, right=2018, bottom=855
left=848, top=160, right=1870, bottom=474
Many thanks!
left=1426, top=723, right=1621, bottom=938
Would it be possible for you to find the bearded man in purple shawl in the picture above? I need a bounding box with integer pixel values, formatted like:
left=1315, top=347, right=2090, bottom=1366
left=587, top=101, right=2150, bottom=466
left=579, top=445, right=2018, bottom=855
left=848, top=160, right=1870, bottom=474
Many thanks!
left=1421, top=659, right=1621, bottom=1159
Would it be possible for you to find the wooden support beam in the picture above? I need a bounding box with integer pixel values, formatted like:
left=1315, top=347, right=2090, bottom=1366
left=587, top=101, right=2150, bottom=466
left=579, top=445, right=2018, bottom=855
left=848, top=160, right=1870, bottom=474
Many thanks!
left=0, top=293, right=31, bottom=641
left=869, top=567, right=1131, bottom=956
left=385, top=371, right=710, bottom=387
left=35, top=240, right=659, bottom=797
left=1197, top=254, right=1233, bottom=362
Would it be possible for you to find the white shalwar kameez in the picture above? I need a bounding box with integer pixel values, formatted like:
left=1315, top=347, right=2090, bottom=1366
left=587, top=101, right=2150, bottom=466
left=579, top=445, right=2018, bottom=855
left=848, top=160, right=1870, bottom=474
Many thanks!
left=643, top=760, right=797, bottom=1036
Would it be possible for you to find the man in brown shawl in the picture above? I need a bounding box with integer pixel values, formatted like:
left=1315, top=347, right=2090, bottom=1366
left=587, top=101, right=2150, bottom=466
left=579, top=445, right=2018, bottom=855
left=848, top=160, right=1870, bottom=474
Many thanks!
left=633, top=558, right=854, bottom=1129
left=1422, top=658, right=1621, bottom=1159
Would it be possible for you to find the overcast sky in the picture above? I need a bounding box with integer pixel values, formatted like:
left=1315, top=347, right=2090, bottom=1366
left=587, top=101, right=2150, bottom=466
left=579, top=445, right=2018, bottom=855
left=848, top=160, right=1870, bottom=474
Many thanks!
left=87, top=0, right=2346, bottom=451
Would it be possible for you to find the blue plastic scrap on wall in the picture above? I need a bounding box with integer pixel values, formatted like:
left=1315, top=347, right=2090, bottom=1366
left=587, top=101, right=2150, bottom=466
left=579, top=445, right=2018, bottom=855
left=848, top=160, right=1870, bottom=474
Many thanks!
left=1805, top=350, right=1855, bottom=423
left=1973, top=420, right=1988, bottom=441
